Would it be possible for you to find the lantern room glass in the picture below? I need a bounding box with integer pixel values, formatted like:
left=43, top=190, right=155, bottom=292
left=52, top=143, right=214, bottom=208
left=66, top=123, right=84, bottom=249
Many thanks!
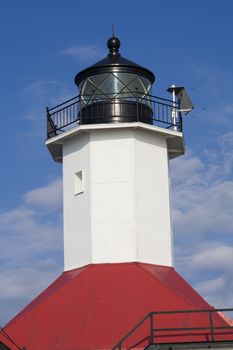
left=79, top=72, right=152, bottom=106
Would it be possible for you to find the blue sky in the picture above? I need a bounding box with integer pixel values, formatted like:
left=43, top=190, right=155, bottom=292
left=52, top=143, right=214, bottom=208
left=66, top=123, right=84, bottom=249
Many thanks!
left=0, top=0, right=233, bottom=324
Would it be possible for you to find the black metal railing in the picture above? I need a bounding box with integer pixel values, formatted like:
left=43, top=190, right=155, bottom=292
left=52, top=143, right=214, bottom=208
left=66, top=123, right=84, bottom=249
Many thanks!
left=46, top=93, right=182, bottom=139
left=112, top=308, right=233, bottom=350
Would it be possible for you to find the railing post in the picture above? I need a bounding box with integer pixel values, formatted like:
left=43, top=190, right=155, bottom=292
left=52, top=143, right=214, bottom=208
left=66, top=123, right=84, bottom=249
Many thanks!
left=150, top=312, right=154, bottom=344
left=79, top=91, right=82, bottom=125
left=209, top=309, right=215, bottom=341
left=136, top=89, right=139, bottom=122
left=178, top=111, right=183, bottom=132
left=46, top=107, right=50, bottom=138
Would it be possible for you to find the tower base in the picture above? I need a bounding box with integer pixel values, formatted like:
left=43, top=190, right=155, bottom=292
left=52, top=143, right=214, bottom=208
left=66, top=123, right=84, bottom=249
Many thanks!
left=1, top=263, right=232, bottom=350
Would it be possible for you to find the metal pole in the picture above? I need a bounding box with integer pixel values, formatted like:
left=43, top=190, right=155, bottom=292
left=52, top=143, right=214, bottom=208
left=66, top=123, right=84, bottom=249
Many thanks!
left=171, top=85, right=177, bottom=131
left=150, top=313, right=154, bottom=344
left=209, top=309, right=215, bottom=341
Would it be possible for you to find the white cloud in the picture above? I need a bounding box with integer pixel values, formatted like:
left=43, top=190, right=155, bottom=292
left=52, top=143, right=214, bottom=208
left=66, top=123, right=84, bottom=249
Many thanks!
left=193, top=271, right=233, bottom=310
left=195, top=277, right=225, bottom=295
left=0, top=205, right=62, bottom=262
left=194, top=275, right=233, bottom=312
left=190, top=244, right=233, bottom=271
left=170, top=150, right=204, bottom=186
left=22, top=80, right=74, bottom=126
left=24, top=179, right=62, bottom=210
left=0, top=179, right=63, bottom=262
left=0, top=261, right=62, bottom=324
left=171, top=132, right=233, bottom=309
left=171, top=138, right=233, bottom=237
left=0, top=179, right=63, bottom=324
left=61, top=45, right=104, bottom=61
left=0, top=263, right=59, bottom=300
left=173, top=180, right=233, bottom=236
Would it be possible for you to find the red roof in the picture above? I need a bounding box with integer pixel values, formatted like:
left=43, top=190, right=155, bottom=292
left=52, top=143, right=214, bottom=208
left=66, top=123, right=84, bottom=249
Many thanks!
left=1, top=263, right=232, bottom=350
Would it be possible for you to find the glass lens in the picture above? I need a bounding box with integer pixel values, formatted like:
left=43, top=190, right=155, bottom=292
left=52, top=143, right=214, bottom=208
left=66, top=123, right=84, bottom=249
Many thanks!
left=99, top=74, right=124, bottom=93
left=80, top=73, right=152, bottom=105
left=88, top=73, right=108, bottom=87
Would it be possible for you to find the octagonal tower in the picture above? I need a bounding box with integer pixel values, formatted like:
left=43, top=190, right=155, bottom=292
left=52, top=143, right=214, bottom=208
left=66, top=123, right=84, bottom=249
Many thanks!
left=46, top=35, right=184, bottom=271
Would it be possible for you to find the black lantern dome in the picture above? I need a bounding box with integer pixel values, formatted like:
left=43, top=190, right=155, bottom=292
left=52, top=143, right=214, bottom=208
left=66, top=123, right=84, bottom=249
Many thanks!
left=74, top=36, right=155, bottom=124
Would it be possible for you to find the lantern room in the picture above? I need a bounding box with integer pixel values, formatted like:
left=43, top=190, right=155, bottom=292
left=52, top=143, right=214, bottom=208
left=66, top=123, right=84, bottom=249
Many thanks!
left=74, top=36, right=155, bottom=124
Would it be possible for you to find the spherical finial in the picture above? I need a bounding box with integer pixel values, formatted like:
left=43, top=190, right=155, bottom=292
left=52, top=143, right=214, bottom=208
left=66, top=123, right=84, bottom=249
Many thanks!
left=107, top=36, right=121, bottom=55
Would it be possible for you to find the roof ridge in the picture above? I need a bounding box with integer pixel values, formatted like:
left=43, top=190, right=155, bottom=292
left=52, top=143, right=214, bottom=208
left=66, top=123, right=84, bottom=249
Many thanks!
left=136, top=263, right=209, bottom=309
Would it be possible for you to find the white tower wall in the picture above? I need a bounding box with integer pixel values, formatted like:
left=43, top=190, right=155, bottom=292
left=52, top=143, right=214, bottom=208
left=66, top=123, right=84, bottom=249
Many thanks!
left=63, top=133, right=91, bottom=269
left=90, top=129, right=136, bottom=264
left=135, top=130, right=173, bottom=266
left=60, top=125, right=179, bottom=271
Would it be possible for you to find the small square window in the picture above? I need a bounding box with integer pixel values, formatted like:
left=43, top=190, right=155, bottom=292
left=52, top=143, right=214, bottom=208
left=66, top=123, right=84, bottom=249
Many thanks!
left=74, top=170, right=84, bottom=195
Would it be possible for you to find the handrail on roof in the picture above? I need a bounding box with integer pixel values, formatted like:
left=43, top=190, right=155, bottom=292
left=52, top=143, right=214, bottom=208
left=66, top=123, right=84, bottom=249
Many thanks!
left=112, top=308, right=233, bottom=350
left=46, top=92, right=182, bottom=139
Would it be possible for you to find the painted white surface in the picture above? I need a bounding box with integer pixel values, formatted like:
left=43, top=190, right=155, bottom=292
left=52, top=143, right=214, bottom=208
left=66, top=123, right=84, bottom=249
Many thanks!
left=90, top=130, right=137, bottom=263
left=46, top=122, right=184, bottom=162
left=63, top=133, right=91, bottom=270
left=62, top=127, right=177, bottom=271
left=135, top=130, right=173, bottom=266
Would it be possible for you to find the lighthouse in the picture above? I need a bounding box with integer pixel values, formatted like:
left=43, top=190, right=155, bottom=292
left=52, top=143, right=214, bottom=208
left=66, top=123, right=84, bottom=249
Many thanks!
left=1, top=36, right=233, bottom=350
left=47, top=35, right=184, bottom=271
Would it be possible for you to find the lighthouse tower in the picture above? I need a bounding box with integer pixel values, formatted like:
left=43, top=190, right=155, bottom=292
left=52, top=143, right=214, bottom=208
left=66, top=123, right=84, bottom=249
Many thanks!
left=47, top=35, right=184, bottom=271
left=1, top=36, right=232, bottom=350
